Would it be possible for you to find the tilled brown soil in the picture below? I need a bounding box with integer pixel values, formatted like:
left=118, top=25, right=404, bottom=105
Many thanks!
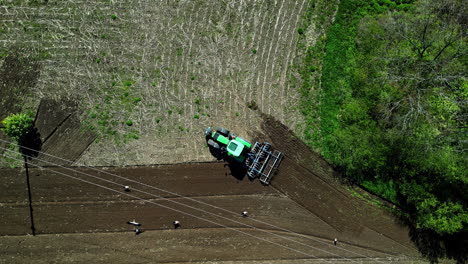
left=258, top=116, right=416, bottom=255
left=0, top=116, right=424, bottom=263
left=32, top=98, right=96, bottom=166
left=0, top=230, right=426, bottom=264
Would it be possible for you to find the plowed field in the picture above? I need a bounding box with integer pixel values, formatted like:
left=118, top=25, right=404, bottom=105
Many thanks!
left=0, top=117, right=424, bottom=263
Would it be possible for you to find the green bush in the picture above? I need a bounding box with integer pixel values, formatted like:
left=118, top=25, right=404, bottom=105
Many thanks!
left=1, top=113, right=33, bottom=141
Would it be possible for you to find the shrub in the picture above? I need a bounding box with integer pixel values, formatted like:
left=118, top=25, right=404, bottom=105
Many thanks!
left=194, top=115, right=200, bottom=119
left=1, top=113, right=33, bottom=141
left=126, top=120, right=133, bottom=126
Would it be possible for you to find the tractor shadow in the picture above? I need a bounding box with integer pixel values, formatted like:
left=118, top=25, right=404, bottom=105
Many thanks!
left=19, top=127, right=42, bottom=159
left=205, top=138, right=247, bottom=181
left=223, top=160, right=247, bottom=181
left=207, top=144, right=224, bottom=161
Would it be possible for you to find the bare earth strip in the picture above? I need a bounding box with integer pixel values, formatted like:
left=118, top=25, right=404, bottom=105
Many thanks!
left=0, top=160, right=422, bottom=262
left=0, top=229, right=426, bottom=264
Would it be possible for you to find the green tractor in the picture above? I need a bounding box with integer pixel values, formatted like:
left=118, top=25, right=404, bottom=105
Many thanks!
left=204, top=127, right=252, bottom=163
left=205, top=127, right=283, bottom=185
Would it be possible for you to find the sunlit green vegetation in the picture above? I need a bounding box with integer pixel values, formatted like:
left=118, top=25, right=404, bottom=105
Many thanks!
left=299, top=0, right=467, bottom=242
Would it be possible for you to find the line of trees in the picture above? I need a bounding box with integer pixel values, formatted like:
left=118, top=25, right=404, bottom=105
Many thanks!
left=301, top=0, right=466, bottom=247
left=351, top=0, right=467, bottom=235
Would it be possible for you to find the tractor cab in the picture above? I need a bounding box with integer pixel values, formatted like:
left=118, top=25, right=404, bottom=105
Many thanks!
left=226, top=140, right=244, bottom=157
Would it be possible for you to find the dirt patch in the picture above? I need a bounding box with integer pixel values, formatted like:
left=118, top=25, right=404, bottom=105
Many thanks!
left=31, top=98, right=96, bottom=166
left=0, top=161, right=418, bottom=259
left=259, top=114, right=339, bottom=183
left=0, top=229, right=426, bottom=264
left=0, top=163, right=414, bottom=261
left=255, top=115, right=416, bottom=255
left=0, top=51, right=41, bottom=156
left=0, top=163, right=275, bottom=204
left=0, top=51, right=40, bottom=120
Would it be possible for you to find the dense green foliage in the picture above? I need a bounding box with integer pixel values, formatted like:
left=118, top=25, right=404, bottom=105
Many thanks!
left=299, top=0, right=467, bottom=237
left=1, top=113, right=34, bottom=142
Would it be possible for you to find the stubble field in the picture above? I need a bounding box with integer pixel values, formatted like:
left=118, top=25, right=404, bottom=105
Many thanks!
left=0, top=0, right=336, bottom=166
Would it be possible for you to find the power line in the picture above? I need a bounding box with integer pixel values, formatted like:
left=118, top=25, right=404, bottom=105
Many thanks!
left=1, top=149, right=329, bottom=260
left=0, top=138, right=395, bottom=260
left=1, top=149, right=395, bottom=263
left=0, top=140, right=394, bottom=262
left=0, top=141, right=394, bottom=263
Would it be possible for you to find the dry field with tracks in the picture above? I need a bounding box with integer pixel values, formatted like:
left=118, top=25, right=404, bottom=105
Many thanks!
left=0, top=0, right=337, bottom=166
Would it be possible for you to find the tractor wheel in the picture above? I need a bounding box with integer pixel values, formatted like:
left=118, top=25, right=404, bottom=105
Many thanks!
left=216, top=127, right=230, bottom=136
left=204, top=127, right=213, bottom=137
left=207, top=139, right=220, bottom=149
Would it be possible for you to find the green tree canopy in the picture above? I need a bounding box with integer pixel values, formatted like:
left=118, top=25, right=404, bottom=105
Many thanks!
left=352, top=0, right=468, bottom=235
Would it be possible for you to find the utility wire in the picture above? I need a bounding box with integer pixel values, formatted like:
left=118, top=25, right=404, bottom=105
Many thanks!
left=1, top=146, right=368, bottom=264
left=0, top=141, right=394, bottom=263
left=1, top=150, right=330, bottom=261
left=0, top=138, right=395, bottom=259
left=1, top=149, right=395, bottom=263
left=0, top=140, right=394, bottom=262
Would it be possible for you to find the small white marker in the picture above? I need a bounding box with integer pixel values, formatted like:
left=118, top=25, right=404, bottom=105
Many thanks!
left=127, top=220, right=141, bottom=226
